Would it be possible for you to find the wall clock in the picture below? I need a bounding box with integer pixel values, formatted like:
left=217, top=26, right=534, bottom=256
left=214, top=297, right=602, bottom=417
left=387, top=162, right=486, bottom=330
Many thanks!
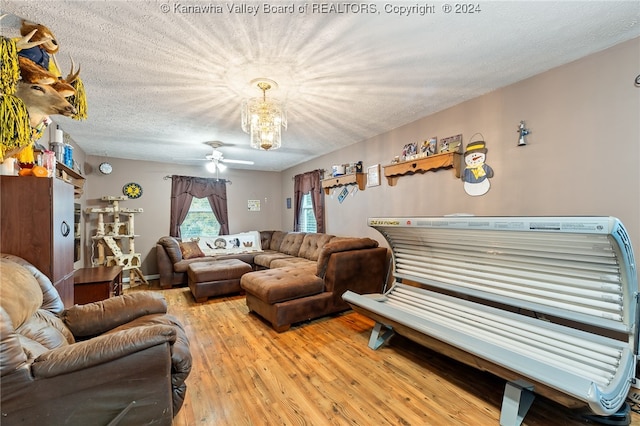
left=99, top=162, right=113, bottom=175
left=123, top=182, right=143, bottom=199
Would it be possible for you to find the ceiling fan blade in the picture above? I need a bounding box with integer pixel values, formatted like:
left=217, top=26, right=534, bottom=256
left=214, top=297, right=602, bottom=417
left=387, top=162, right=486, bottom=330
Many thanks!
left=221, top=159, right=254, bottom=165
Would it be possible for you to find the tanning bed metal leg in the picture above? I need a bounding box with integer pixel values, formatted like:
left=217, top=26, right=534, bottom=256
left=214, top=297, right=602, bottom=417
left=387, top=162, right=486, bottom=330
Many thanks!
left=500, top=379, right=535, bottom=426
left=368, top=322, right=395, bottom=350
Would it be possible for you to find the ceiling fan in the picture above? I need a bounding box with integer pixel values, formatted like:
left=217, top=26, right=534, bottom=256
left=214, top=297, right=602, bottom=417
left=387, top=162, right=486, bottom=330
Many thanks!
left=202, top=141, right=254, bottom=173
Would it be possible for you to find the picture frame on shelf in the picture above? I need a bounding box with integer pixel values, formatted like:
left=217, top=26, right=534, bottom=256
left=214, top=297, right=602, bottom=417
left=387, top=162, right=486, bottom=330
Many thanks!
left=421, top=137, right=437, bottom=156
left=402, top=142, right=418, bottom=160
left=367, top=164, right=381, bottom=187
left=440, top=134, right=463, bottom=153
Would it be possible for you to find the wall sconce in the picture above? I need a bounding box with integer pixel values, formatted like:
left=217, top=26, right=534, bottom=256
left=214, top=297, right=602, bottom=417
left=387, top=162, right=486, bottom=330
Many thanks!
left=517, top=121, right=530, bottom=146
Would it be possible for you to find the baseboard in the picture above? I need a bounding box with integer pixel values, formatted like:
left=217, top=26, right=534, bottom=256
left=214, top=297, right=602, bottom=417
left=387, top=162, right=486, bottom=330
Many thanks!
left=122, top=273, right=159, bottom=289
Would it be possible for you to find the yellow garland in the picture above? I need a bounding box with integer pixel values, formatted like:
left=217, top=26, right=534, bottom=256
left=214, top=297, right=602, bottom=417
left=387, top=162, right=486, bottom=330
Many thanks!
left=70, top=76, right=87, bottom=120
left=0, top=94, right=31, bottom=162
left=0, top=36, right=20, bottom=96
left=15, top=141, right=34, bottom=164
left=15, top=119, right=50, bottom=164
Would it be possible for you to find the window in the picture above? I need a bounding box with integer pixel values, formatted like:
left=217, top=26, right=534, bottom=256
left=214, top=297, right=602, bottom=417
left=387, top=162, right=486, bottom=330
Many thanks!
left=297, top=193, right=317, bottom=232
left=180, top=197, right=221, bottom=239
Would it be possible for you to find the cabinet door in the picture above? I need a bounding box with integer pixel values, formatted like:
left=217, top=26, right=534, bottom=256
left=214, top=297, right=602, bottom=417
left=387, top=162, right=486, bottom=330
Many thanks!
left=52, top=177, right=74, bottom=282
left=0, top=176, right=74, bottom=290
left=1, top=176, right=54, bottom=275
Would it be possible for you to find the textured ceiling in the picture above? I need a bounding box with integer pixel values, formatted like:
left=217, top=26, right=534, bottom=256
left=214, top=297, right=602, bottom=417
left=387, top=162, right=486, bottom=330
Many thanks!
left=1, top=1, right=639, bottom=171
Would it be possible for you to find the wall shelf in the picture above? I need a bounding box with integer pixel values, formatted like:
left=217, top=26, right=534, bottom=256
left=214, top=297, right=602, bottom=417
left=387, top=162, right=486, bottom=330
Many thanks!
left=383, top=152, right=462, bottom=186
left=56, top=161, right=85, bottom=198
left=321, top=172, right=366, bottom=194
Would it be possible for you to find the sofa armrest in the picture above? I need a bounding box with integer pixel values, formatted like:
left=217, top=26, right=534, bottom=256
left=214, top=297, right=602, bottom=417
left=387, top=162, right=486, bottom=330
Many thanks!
left=323, top=247, right=388, bottom=298
left=157, top=242, right=176, bottom=287
left=316, top=238, right=379, bottom=278
left=62, top=292, right=168, bottom=338
left=31, top=324, right=175, bottom=379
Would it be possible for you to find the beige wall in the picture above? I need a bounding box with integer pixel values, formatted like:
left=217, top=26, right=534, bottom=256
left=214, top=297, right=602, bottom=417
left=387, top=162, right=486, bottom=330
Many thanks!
left=281, top=37, right=640, bottom=258
left=70, top=37, right=638, bottom=279
left=79, top=159, right=282, bottom=276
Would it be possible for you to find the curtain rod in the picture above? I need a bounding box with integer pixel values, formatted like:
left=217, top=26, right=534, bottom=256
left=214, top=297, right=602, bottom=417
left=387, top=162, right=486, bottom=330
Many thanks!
left=292, top=169, right=325, bottom=180
left=163, top=175, right=232, bottom=184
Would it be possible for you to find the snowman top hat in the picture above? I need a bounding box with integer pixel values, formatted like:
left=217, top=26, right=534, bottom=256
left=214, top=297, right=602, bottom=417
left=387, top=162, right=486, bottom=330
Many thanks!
left=465, top=140, right=487, bottom=155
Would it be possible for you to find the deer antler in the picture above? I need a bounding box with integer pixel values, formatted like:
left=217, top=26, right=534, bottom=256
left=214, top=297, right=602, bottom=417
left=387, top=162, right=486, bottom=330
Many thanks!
left=51, top=54, right=81, bottom=84
left=15, top=28, right=53, bottom=51
left=0, top=14, right=53, bottom=51
left=65, top=56, right=81, bottom=83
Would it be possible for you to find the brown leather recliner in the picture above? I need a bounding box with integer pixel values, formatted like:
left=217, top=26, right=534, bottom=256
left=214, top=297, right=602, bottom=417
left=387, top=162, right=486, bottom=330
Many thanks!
left=0, top=254, right=192, bottom=425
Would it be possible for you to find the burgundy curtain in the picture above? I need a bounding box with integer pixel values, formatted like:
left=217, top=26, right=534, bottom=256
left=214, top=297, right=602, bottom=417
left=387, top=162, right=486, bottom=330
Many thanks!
left=293, top=170, right=324, bottom=233
left=169, top=175, right=229, bottom=237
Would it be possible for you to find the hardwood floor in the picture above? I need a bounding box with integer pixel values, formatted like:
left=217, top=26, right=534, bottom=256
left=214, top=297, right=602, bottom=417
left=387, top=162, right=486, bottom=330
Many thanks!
left=128, top=283, right=639, bottom=425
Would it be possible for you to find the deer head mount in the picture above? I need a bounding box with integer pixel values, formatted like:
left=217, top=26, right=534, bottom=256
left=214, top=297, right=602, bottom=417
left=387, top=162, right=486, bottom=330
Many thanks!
left=8, top=17, right=84, bottom=126
left=15, top=82, right=76, bottom=127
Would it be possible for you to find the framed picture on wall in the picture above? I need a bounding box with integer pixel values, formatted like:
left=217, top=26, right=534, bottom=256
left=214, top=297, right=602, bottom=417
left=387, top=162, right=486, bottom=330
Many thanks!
left=367, top=164, right=381, bottom=187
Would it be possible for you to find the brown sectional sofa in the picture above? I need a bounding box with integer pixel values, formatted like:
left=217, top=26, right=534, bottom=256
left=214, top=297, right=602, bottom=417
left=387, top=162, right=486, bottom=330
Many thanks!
left=156, top=231, right=390, bottom=331
left=156, top=236, right=256, bottom=289
left=243, top=234, right=389, bottom=331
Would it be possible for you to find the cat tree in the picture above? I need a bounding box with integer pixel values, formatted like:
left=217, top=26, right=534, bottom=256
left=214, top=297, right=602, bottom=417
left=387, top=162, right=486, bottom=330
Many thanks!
left=85, top=196, right=147, bottom=285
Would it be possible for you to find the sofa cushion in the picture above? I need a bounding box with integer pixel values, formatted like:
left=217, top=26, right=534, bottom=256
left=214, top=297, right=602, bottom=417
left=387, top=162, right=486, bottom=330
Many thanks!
left=269, top=257, right=317, bottom=270
left=0, top=259, right=43, bottom=330
left=158, top=236, right=183, bottom=264
left=279, top=233, right=306, bottom=256
left=241, top=268, right=324, bottom=304
left=297, top=234, right=335, bottom=261
left=260, top=231, right=275, bottom=251
left=1, top=259, right=72, bottom=362
left=17, top=310, right=72, bottom=352
left=253, top=252, right=293, bottom=269
left=269, top=231, right=287, bottom=251
left=179, top=241, right=205, bottom=259
left=2, top=254, right=64, bottom=315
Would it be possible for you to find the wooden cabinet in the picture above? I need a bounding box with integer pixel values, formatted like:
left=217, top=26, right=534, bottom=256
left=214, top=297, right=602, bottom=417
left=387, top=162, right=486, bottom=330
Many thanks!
left=1, top=176, right=75, bottom=307
left=74, top=266, right=123, bottom=304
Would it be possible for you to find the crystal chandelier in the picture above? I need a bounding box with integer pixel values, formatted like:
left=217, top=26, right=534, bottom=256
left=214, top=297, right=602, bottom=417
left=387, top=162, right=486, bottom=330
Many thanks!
left=241, top=79, right=287, bottom=150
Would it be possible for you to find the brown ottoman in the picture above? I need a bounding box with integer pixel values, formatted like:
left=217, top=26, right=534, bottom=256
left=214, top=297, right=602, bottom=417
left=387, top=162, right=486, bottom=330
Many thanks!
left=240, top=267, right=327, bottom=332
left=187, top=259, right=252, bottom=302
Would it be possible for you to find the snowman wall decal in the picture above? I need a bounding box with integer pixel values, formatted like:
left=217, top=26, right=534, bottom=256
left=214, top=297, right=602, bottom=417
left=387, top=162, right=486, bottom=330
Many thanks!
left=462, top=140, right=494, bottom=196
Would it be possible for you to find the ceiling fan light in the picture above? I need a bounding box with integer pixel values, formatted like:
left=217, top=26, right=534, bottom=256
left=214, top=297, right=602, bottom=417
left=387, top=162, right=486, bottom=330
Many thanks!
left=217, top=162, right=227, bottom=171
left=206, top=161, right=218, bottom=173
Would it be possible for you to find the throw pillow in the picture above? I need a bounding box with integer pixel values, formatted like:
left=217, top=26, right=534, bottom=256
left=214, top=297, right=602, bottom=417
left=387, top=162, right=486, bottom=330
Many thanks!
left=179, top=241, right=205, bottom=259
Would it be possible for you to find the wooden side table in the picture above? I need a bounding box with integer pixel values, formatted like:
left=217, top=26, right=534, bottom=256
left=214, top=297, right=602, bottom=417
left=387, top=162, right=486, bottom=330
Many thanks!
left=74, top=266, right=123, bottom=304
